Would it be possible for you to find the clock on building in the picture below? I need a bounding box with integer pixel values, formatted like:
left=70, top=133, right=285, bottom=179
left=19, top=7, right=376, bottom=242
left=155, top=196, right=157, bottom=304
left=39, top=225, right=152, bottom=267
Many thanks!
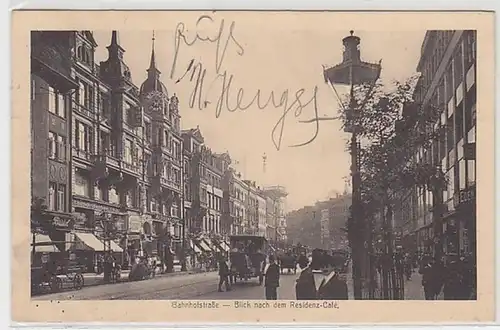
left=146, top=91, right=164, bottom=112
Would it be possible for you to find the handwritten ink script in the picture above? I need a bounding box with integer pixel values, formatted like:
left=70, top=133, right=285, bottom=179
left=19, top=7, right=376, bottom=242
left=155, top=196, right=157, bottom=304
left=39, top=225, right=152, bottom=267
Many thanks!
left=170, top=15, right=325, bottom=151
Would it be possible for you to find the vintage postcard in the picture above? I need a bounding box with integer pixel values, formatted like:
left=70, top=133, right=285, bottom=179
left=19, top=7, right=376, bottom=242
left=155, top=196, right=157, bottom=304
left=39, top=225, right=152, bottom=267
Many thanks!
left=11, top=10, right=495, bottom=323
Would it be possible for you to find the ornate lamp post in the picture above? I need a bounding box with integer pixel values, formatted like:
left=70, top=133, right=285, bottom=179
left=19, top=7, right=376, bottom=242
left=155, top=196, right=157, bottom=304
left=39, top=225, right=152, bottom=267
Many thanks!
left=323, top=31, right=381, bottom=299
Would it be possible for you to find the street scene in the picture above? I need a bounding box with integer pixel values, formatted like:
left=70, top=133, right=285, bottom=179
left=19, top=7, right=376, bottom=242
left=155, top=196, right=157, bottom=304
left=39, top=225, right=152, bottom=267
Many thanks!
left=30, top=18, right=476, bottom=301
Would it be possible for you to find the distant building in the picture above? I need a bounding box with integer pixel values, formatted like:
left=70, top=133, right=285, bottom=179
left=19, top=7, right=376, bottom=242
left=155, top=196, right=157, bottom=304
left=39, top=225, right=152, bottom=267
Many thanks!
left=286, top=192, right=351, bottom=250
left=262, top=186, right=288, bottom=244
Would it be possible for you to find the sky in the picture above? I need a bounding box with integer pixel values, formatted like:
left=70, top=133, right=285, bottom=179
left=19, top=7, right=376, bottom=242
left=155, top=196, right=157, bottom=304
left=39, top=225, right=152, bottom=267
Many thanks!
left=92, top=14, right=425, bottom=211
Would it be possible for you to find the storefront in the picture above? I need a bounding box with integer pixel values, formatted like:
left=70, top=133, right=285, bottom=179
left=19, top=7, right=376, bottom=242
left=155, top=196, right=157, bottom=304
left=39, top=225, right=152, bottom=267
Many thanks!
left=416, top=224, right=433, bottom=254
left=453, top=185, right=476, bottom=260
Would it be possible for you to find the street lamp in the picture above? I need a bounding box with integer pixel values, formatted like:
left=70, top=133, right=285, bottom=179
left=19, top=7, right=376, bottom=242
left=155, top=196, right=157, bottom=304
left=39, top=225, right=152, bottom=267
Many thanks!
left=323, top=31, right=381, bottom=300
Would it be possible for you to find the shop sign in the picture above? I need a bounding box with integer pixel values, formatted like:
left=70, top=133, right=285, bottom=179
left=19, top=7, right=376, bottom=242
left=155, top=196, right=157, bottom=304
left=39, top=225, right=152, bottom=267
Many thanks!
left=463, top=143, right=476, bottom=160
left=53, top=216, right=74, bottom=229
left=454, top=186, right=476, bottom=207
left=128, top=215, right=143, bottom=233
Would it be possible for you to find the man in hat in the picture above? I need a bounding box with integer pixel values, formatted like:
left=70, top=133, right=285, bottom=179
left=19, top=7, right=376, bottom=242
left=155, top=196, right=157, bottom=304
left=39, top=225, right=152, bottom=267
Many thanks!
left=218, top=255, right=231, bottom=292
left=296, top=249, right=349, bottom=300
left=263, top=254, right=280, bottom=300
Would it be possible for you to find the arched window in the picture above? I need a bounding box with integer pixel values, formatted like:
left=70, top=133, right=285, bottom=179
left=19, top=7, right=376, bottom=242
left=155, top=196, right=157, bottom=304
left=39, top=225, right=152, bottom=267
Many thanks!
left=77, top=46, right=83, bottom=60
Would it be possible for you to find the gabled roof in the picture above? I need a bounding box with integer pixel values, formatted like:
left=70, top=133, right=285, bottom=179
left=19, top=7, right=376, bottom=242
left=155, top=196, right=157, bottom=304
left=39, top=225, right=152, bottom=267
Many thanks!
left=184, top=126, right=204, bottom=143
left=82, top=31, right=98, bottom=47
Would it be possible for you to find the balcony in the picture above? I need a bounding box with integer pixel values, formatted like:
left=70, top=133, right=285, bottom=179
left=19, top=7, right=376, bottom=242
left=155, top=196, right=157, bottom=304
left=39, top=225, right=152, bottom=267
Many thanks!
left=121, top=161, right=141, bottom=177
left=72, top=147, right=92, bottom=162
left=92, top=154, right=121, bottom=171
left=150, top=174, right=182, bottom=194
left=72, top=103, right=96, bottom=120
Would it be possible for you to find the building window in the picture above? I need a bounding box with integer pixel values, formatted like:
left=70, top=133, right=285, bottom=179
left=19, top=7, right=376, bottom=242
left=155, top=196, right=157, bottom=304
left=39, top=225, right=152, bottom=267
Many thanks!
left=124, top=139, right=133, bottom=164
left=48, top=132, right=56, bottom=159
left=464, top=30, right=476, bottom=70
left=78, top=81, right=93, bottom=109
left=446, top=116, right=454, bottom=153
left=126, top=188, right=136, bottom=208
left=145, top=122, right=152, bottom=143
left=467, top=159, right=475, bottom=186
left=48, top=182, right=57, bottom=211
left=453, top=46, right=463, bottom=89
left=109, top=187, right=119, bottom=204
left=99, top=92, right=110, bottom=119
left=75, top=121, right=92, bottom=153
left=57, top=184, right=66, bottom=212
left=48, top=132, right=66, bottom=161
left=458, top=159, right=466, bottom=190
left=48, top=86, right=66, bottom=118
left=74, top=169, right=91, bottom=197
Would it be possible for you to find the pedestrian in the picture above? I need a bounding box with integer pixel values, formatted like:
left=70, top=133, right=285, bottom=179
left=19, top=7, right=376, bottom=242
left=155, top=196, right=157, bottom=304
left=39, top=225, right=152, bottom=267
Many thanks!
left=218, top=255, right=231, bottom=292
left=317, top=268, right=349, bottom=300
left=419, top=257, right=435, bottom=300
left=298, top=252, right=309, bottom=270
left=419, top=256, right=443, bottom=300
left=263, top=254, right=280, bottom=300
left=295, top=249, right=322, bottom=300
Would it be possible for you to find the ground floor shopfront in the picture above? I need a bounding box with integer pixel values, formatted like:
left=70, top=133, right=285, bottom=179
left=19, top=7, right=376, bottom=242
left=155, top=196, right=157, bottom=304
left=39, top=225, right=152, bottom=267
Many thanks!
left=409, top=186, right=476, bottom=261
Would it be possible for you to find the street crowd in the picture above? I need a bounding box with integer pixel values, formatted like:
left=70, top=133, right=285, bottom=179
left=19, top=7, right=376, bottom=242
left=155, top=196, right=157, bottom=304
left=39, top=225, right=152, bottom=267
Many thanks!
left=216, top=249, right=350, bottom=300
left=372, top=250, right=477, bottom=300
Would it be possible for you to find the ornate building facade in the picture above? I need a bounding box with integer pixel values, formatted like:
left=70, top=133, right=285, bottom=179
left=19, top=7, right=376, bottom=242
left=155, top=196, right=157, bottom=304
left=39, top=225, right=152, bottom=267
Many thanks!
left=394, top=30, right=476, bottom=259
left=31, top=30, right=184, bottom=268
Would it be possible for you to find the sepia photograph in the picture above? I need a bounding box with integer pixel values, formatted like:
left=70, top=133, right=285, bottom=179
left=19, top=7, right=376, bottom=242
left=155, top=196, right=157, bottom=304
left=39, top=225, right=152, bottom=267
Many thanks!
left=11, top=10, right=494, bottom=323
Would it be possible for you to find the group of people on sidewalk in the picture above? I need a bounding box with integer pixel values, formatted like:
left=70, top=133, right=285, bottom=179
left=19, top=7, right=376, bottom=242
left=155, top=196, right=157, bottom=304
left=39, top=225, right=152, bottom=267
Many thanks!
left=418, top=253, right=476, bottom=300
left=216, top=249, right=350, bottom=300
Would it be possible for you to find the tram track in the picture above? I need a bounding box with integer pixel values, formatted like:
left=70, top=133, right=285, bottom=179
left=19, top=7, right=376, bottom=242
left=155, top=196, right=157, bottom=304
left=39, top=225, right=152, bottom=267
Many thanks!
left=35, top=272, right=219, bottom=301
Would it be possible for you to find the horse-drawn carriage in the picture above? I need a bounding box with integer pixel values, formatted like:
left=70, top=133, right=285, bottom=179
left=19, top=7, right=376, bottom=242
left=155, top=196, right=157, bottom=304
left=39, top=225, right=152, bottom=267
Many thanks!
left=31, top=244, right=85, bottom=295
left=229, top=235, right=267, bottom=285
left=278, top=252, right=297, bottom=274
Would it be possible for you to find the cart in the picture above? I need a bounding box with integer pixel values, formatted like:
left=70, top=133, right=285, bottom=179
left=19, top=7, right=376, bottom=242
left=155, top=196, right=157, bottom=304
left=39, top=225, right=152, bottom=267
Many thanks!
left=277, top=252, right=297, bottom=274
left=31, top=240, right=85, bottom=294
left=229, top=235, right=268, bottom=285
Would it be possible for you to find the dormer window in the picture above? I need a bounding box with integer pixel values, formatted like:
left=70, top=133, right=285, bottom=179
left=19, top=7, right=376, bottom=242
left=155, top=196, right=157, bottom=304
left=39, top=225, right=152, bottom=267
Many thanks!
left=76, top=44, right=93, bottom=67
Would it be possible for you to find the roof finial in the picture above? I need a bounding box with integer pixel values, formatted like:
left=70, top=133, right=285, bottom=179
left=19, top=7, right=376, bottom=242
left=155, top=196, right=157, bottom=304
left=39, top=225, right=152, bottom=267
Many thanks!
left=148, top=30, right=157, bottom=72
left=350, top=30, right=354, bottom=36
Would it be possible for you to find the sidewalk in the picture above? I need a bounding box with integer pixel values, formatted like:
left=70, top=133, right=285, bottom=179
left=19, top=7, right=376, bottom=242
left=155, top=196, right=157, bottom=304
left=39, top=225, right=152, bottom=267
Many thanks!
left=404, top=272, right=444, bottom=300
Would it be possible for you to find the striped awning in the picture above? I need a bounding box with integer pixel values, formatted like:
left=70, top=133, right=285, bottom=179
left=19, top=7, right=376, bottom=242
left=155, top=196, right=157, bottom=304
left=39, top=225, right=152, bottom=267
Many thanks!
left=220, top=241, right=230, bottom=252
left=30, top=234, right=60, bottom=253
left=190, top=240, right=202, bottom=254
left=197, top=239, right=211, bottom=252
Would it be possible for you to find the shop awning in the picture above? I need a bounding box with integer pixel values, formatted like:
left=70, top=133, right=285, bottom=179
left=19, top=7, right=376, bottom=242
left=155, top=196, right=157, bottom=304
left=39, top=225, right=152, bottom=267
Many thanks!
left=197, top=239, right=211, bottom=252
left=219, top=241, right=230, bottom=252
left=30, top=234, right=60, bottom=253
left=73, top=232, right=105, bottom=251
left=193, top=244, right=202, bottom=254
left=108, top=240, right=123, bottom=252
